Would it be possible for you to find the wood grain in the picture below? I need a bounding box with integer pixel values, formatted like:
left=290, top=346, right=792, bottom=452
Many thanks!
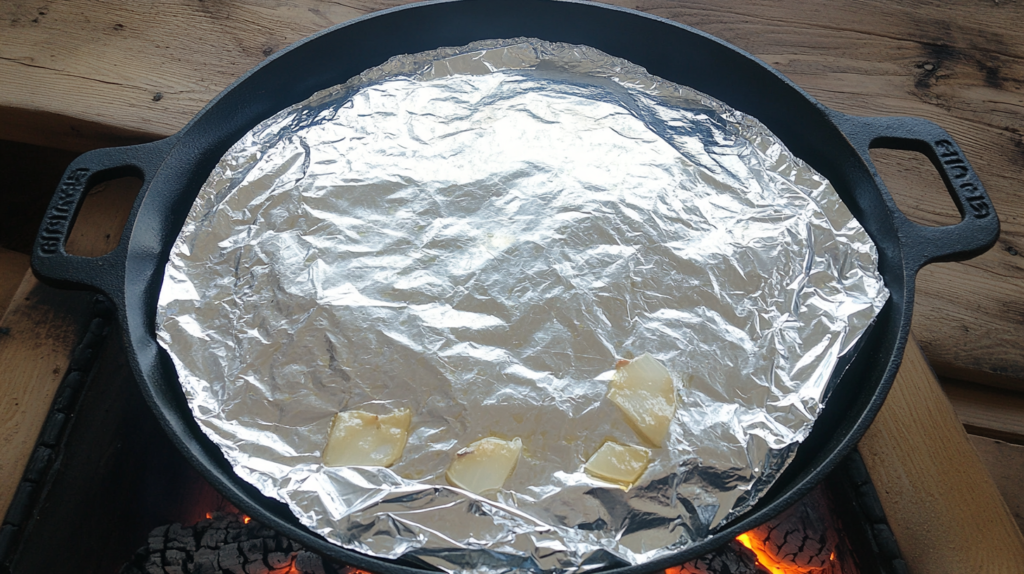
left=2, top=0, right=1021, bottom=389
left=0, top=247, right=30, bottom=313
left=0, top=271, right=93, bottom=519
left=859, top=334, right=1024, bottom=573
left=64, top=176, right=142, bottom=257
left=0, top=0, right=373, bottom=149
left=943, top=378, right=1024, bottom=444
left=968, top=435, right=1024, bottom=536
left=0, top=157, right=143, bottom=517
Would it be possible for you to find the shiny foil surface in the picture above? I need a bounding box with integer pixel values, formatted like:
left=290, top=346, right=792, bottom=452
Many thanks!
left=157, top=39, right=889, bottom=572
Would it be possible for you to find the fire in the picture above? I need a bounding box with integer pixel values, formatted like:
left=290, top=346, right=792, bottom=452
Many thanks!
left=243, top=515, right=252, bottom=524
left=737, top=533, right=790, bottom=574
left=735, top=533, right=832, bottom=574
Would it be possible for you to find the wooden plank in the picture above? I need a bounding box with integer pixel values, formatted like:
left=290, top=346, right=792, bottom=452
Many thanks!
left=64, top=176, right=141, bottom=258
left=914, top=260, right=1024, bottom=389
left=0, top=271, right=93, bottom=519
left=2, top=0, right=1021, bottom=388
left=0, top=146, right=145, bottom=518
left=0, top=0, right=373, bottom=149
left=859, top=333, right=1024, bottom=573
left=0, top=148, right=140, bottom=516
left=943, top=377, right=1024, bottom=444
left=968, top=435, right=1024, bottom=536
left=0, top=106, right=154, bottom=154
left=0, top=247, right=30, bottom=314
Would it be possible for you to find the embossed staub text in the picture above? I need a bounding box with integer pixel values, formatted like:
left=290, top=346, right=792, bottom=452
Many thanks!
left=935, top=140, right=991, bottom=219
left=38, top=167, right=90, bottom=255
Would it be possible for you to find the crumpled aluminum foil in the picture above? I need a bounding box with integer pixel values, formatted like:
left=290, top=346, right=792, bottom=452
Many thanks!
left=156, top=38, right=889, bottom=573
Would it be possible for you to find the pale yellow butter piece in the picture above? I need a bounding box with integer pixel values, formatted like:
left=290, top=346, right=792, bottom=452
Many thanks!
left=323, top=408, right=412, bottom=468
left=607, top=353, right=677, bottom=446
left=584, top=441, right=651, bottom=488
left=445, top=437, right=523, bottom=494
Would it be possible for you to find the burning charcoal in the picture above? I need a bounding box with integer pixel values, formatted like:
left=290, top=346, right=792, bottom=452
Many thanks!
left=193, top=547, right=220, bottom=574
left=118, top=513, right=342, bottom=574
left=219, top=543, right=245, bottom=574
left=267, top=552, right=290, bottom=569
left=202, top=526, right=227, bottom=548
left=294, top=551, right=327, bottom=574
left=244, top=559, right=270, bottom=574
left=241, top=537, right=264, bottom=560
left=166, top=548, right=186, bottom=566
left=742, top=489, right=837, bottom=572
left=147, top=524, right=168, bottom=552
left=670, top=540, right=767, bottom=573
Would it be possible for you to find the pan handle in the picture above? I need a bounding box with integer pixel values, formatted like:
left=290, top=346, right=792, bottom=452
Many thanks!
left=32, top=137, right=176, bottom=301
left=832, top=112, right=1000, bottom=271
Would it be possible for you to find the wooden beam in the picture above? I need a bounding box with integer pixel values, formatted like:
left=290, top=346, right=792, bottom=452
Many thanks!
left=943, top=378, right=1024, bottom=444
left=968, top=435, right=1024, bottom=536
left=0, top=247, right=30, bottom=314
left=0, top=149, right=137, bottom=518
left=0, top=271, right=93, bottom=519
left=860, top=333, right=1024, bottom=573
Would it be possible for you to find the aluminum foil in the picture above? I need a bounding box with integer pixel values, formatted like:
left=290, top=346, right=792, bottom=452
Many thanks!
left=156, top=39, right=889, bottom=572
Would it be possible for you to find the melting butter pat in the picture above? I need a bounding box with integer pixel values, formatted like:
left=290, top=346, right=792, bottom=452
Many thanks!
left=323, top=408, right=411, bottom=468
left=607, top=353, right=677, bottom=446
left=584, top=441, right=651, bottom=488
left=445, top=437, right=522, bottom=494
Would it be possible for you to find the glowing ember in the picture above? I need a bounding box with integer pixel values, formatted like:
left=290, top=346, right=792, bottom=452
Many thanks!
left=243, top=515, right=252, bottom=524
left=736, top=533, right=819, bottom=574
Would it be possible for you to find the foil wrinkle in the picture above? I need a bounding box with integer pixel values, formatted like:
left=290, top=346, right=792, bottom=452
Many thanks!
left=156, top=38, right=889, bottom=573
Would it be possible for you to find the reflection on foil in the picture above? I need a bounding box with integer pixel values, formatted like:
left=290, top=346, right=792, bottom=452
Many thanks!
left=156, top=39, right=889, bottom=572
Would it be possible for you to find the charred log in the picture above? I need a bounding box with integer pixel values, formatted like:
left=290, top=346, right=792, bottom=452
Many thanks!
left=122, top=508, right=857, bottom=574
left=745, top=489, right=837, bottom=572
left=118, top=512, right=356, bottom=574
left=672, top=540, right=769, bottom=574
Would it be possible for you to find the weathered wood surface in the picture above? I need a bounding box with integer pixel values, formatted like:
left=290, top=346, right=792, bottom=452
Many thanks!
left=860, top=334, right=1024, bottom=573
left=0, top=271, right=93, bottom=519
left=0, top=172, right=131, bottom=519
left=968, top=435, right=1024, bottom=536
left=64, top=175, right=141, bottom=257
left=943, top=377, right=1024, bottom=444
left=0, top=247, right=30, bottom=312
left=2, top=0, right=1022, bottom=389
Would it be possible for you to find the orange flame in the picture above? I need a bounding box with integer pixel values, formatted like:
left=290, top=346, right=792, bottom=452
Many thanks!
left=243, top=515, right=252, bottom=524
left=735, top=533, right=818, bottom=574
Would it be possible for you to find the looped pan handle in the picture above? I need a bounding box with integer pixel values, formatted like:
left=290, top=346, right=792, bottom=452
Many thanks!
left=31, top=137, right=176, bottom=303
left=832, top=112, right=1000, bottom=271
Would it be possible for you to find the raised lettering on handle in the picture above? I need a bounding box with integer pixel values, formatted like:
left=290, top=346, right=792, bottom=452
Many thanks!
left=38, top=167, right=91, bottom=255
left=935, top=139, right=991, bottom=219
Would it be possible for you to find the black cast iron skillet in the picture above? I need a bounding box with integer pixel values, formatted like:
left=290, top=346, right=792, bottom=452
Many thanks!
left=32, top=0, right=999, bottom=571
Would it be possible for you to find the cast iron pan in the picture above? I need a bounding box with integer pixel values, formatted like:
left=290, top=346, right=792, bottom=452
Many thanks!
left=32, top=0, right=999, bottom=571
